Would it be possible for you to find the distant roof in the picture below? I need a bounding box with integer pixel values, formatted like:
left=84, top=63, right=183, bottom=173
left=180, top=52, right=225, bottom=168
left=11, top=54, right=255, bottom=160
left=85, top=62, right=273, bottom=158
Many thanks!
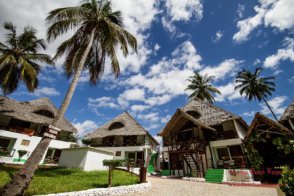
left=280, top=100, right=294, bottom=122
left=182, top=98, right=247, bottom=126
left=0, top=96, right=77, bottom=133
left=88, top=112, right=159, bottom=145
left=246, top=113, right=292, bottom=139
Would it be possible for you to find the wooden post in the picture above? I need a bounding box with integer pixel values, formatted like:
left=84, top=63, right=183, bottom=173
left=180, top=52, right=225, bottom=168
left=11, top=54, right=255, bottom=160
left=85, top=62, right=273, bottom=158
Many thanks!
left=108, top=168, right=112, bottom=187
left=139, top=166, right=147, bottom=183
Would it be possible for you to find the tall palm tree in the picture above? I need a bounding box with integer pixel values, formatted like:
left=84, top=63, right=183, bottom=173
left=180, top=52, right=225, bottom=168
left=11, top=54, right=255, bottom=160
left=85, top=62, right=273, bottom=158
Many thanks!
left=1, top=1, right=137, bottom=195
left=0, top=22, right=52, bottom=95
left=185, top=71, right=221, bottom=103
left=235, top=67, right=278, bottom=121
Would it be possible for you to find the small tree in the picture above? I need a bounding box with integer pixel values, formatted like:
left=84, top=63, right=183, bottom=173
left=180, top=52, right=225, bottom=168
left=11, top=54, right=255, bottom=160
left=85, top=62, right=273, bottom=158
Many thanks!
left=279, top=166, right=294, bottom=196
left=103, top=159, right=126, bottom=187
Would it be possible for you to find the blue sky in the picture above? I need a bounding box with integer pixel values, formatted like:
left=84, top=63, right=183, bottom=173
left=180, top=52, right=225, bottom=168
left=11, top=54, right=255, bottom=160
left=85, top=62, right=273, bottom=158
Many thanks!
left=0, top=0, right=294, bottom=140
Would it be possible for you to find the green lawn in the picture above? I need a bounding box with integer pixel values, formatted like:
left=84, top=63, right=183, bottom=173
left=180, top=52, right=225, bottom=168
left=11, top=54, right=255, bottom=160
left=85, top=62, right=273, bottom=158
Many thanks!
left=0, top=166, right=139, bottom=195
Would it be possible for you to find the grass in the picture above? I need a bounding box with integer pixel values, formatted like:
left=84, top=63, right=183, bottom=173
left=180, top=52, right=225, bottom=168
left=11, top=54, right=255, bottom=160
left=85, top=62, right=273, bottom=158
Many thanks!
left=0, top=166, right=139, bottom=195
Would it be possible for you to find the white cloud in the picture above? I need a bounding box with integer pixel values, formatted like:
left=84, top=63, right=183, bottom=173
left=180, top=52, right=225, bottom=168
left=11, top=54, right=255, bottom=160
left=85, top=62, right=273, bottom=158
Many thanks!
left=288, top=76, right=294, bottom=83
left=117, top=88, right=145, bottom=107
left=263, top=37, right=294, bottom=69
left=74, top=120, right=98, bottom=137
left=161, top=114, right=171, bottom=123
left=233, top=0, right=294, bottom=43
left=260, top=96, right=287, bottom=117
left=145, top=95, right=172, bottom=106
left=88, top=97, right=119, bottom=109
left=33, top=87, right=60, bottom=97
left=242, top=111, right=256, bottom=117
left=237, top=4, right=245, bottom=18
left=162, top=0, right=203, bottom=35
left=130, top=105, right=150, bottom=112
left=212, top=31, right=224, bottom=43
left=215, top=82, right=242, bottom=102
left=165, top=0, right=203, bottom=22
left=233, top=6, right=265, bottom=42
left=254, top=59, right=261, bottom=65
left=138, top=112, right=159, bottom=122
left=200, top=59, right=242, bottom=81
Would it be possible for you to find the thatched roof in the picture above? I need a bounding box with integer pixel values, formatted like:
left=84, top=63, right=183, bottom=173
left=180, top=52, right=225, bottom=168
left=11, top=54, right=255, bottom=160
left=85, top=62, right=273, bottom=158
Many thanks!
left=88, top=112, right=159, bottom=145
left=0, top=96, right=77, bottom=133
left=183, top=98, right=246, bottom=126
left=159, top=109, right=215, bottom=136
left=280, top=99, right=294, bottom=122
left=158, top=98, right=247, bottom=136
left=246, top=112, right=292, bottom=139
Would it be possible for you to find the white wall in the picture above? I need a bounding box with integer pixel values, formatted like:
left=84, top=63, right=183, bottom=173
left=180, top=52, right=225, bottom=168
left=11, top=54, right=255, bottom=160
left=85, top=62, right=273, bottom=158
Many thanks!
left=58, top=148, right=87, bottom=169
left=233, top=120, right=247, bottom=139
left=84, top=150, right=113, bottom=171
left=97, top=146, right=146, bottom=160
left=58, top=147, right=114, bottom=171
left=0, top=129, right=74, bottom=164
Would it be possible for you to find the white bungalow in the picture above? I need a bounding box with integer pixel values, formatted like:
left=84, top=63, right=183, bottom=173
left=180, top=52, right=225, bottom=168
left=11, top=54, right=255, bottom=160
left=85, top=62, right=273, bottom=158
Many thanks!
left=86, top=112, right=159, bottom=169
left=0, top=96, right=77, bottom=165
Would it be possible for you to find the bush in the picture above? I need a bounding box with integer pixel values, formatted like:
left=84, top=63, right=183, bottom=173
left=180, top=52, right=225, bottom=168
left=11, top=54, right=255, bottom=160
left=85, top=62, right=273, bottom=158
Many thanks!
left=103, top=159, right=127, bottom=187
left=279, top=166, right=294, bottom=196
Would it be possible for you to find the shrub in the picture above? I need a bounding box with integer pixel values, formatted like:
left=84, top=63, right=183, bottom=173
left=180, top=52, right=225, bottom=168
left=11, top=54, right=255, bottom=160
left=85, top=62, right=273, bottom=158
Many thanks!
left=279, top=166, right=294, bottom=196
left=103, top=159, right=127, bottom=187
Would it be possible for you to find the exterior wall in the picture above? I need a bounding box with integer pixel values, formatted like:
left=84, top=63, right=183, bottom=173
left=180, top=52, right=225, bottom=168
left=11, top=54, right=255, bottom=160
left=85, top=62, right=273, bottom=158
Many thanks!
left=84, top=150, right=113, bottom=171
left=209, top=138, right=243, bottom=168
left=233, top=120, right=247, bottom=139
left=58, top=148, right=87, bottom=169
left=222, top=121, right=235, bottom=132
left=0, top=129, right=74, bottom=164
left=97, top=146, right=146, bottom=160
left=58, top=148, right=114, bottom=171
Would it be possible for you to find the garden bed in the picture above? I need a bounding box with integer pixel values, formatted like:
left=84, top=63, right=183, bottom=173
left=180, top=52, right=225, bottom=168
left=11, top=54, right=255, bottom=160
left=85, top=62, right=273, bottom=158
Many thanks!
left=0, top=166, right=139, bottom=195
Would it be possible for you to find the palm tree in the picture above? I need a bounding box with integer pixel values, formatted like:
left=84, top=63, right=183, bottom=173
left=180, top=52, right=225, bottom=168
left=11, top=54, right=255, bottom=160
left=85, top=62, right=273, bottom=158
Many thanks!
left=0, top=22, right=52, bottom=95
left=1, top=1, right=137, bottom=195
left=185, top=71, right=221, bottom=103
left=235, top=67, right=278, bottom=121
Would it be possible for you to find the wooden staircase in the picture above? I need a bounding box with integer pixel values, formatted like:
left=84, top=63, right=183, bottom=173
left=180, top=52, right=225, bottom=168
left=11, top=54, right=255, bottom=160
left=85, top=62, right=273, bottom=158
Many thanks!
left=183, top=153, right=199, bottom=177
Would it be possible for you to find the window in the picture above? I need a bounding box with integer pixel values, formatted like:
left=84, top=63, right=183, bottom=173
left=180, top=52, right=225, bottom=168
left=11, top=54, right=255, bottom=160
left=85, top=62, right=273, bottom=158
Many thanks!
left=102, top=136, right=115, bottom=146
left=21, top=140, right=30, bottom=146
left=123, top=135, right=137, bottom=146
left=217, top=148, right=229, bottom=160
left=9, top=119, right=30, bottom=129
left=223, top=130, right=237, bottom=139
left=33, top=110, right=54, bottom=118
left=115, top=151, right=121, bottom=156
left=186, top=110, right=201, bottom=119
left=108, top=122, right=124, bottom=130
left=0, top=138, right=11, bottom=150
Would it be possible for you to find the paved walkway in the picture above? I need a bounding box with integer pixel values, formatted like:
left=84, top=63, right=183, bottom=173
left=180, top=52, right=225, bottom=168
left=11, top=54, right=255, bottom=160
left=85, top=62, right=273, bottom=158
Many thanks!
left=124, top=177, right=279, bottom=196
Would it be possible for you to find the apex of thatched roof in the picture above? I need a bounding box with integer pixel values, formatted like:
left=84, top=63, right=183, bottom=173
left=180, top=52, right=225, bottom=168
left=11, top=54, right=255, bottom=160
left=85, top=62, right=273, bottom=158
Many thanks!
left=0, top=96, right=77, bottom=133
left=183, top=98, right=243, bottom=126
left=280, top=99, right=294, bottom=122
left=88, top=112, right=159, bottom=145
left=246, top=112, right=292, bottom=140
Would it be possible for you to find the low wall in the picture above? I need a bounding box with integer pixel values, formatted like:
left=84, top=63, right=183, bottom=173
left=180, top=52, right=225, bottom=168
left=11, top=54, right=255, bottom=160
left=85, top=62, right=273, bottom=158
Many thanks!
left=47, top=181, right=151, bottom=196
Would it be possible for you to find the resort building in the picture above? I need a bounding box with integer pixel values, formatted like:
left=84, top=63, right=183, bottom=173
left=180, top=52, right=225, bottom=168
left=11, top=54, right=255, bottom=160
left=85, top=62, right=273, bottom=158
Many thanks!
left=0, top=96, right=77, bottom=165
left=279, top=100, right=294, bottom=132
left=87, top=112, right=159, bottom=169
left=158, top=98, right=248, bottom=177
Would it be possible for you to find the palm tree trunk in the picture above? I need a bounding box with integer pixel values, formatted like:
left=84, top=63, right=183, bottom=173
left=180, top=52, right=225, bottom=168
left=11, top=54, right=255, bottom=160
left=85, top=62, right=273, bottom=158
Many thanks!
left=1, top=29, right=96, bottom=196
left=262, top=96, right=278, bottom=121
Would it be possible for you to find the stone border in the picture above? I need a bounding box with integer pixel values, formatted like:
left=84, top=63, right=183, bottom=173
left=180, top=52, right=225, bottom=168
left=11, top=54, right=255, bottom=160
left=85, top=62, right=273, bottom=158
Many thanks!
left=45, top=182, right=151, bottom=196
left=182, top=177, right=206, bottom=182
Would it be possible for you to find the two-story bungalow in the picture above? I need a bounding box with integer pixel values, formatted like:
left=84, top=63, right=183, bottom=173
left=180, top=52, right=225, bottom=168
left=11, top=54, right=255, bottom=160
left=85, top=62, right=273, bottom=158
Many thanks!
left=158, top=98, right=248, bottom=177
left=0, top=96, right=77, bottom=164
left=86, top=112, right=159, bottom=168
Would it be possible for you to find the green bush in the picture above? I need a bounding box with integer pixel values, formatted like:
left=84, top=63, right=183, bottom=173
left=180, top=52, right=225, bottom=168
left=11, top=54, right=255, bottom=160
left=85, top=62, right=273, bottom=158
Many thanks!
left=103, top=159, right=128, bottom=187
left=279, top=166, right=294, bottom=196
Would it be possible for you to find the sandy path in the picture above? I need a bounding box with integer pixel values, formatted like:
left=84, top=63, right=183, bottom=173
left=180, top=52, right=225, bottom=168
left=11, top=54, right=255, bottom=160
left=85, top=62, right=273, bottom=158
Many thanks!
left=124, top=177, right=278, bottom=196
